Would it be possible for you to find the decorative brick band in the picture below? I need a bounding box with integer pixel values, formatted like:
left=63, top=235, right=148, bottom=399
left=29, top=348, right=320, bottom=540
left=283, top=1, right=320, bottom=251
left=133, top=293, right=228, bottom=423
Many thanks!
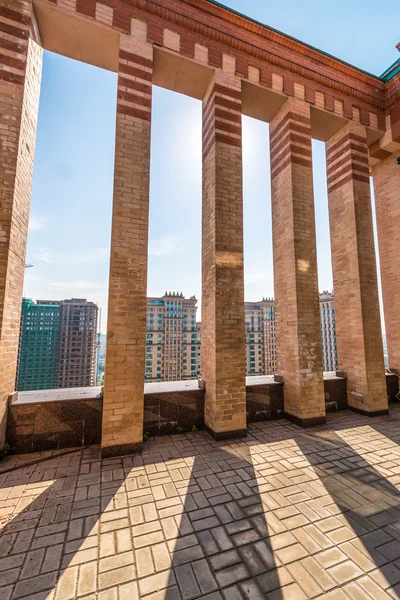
left=270, top=112, right=312, bottom=180
left=127, top=0, right=384, bottom=112
left=202, top=83, right=241, bottom=159
left=0, top=6, right=30, bottom=86
left=117, top=49, right=152, bottom=121
left=0, top=6, right=30, bottom=26
left=326, top=132, right=369, bottom=193
left=76, top=0, right=97, bottom=19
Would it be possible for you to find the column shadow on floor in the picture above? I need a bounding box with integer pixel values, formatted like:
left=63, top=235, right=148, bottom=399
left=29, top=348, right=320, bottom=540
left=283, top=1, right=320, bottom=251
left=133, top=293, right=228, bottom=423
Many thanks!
left=0, top=447, right=101, bottom=600
left=4, top=417, right=400, bottom=600
left=0, top=440, right=285, bottom=600
left=296, top=428, right=400, bottom=592
left=160, top=443, right=284, bottom=600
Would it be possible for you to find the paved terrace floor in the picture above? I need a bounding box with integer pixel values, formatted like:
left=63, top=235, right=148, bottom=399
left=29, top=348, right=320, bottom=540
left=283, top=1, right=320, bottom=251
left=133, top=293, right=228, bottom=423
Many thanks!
left=2, top=408, right=400, bottom=600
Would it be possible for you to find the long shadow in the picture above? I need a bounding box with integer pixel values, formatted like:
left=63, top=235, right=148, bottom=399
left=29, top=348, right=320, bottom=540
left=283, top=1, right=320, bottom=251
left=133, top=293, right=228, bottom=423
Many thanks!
left=0, top=434, right=284, bottom=599
left=0, top=445, right=101, bottom=600
left=7, top=419, right=400, bottom=599
left=158, top=441, right=284, bottom=600
left=296, top=428, right=400, bottom=592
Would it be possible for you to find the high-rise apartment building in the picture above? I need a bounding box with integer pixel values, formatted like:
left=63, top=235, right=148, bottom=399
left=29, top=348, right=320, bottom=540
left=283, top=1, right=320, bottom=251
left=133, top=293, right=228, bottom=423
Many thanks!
left=57, top=299, right=99, bottom=388
left=16, top=298, right=60, bottom=391
left=243, top=293, right=337, bottom=376
left=145, top=293, right=201, bottom=381
left=16, top=298, right=98, bottom=391
left=319, top=291, right=338, bottom=371
left=244, top=299, right=276, bottom=375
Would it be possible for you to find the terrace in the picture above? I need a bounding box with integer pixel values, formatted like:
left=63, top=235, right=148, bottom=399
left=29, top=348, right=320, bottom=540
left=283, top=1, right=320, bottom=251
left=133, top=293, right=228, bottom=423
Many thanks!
left=1, top=0, right=400, bottom=597
left=2, top=406, right=400, bottom=599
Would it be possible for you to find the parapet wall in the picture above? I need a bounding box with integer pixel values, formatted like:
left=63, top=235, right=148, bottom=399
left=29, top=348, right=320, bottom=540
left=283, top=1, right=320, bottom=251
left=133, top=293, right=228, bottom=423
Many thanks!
left=7, top=374, right=397, bottom=454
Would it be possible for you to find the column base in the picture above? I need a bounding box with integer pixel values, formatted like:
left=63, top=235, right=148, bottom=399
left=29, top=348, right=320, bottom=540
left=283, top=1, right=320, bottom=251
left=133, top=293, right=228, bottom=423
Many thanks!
left=101, top=441, right=143, bottom=459
left=284, top=412, right=326, bottom=427
left=205, top=425, right=247, bottom=441
left=348, top=407, right=389, bottom=417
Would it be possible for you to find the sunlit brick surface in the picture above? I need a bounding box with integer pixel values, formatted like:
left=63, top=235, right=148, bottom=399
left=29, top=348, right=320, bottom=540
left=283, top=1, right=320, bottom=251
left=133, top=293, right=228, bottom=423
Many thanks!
left=326, top=122, right=387, bottom=414
left=102, top=36, right=153, bottom=457
left=3, top=407, right=400, bottom=599
left=202, top=73, right=247, bottom=437
left=270, top=98, right=325, bottom=425
left=373, top=152, right=400, bottom=372
left=0, top=2, right=42, bottom=445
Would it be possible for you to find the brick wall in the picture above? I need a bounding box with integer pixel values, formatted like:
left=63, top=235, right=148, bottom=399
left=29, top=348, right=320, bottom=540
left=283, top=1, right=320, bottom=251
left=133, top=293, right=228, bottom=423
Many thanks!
left=373, top=153, right=400, bottom=371
left=270, top=97, right=325, bottom=426
left=0, top=1, right=42, bottom=445
left=202, top=66, right=247, bottom=439
left=326, top=122, right=387, bottom=414
left=102, top=26, right=153, bottom=458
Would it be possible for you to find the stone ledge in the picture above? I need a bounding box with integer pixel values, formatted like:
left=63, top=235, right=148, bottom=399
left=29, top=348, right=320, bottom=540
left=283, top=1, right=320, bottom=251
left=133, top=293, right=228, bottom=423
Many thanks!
left=6, top=374, right=352, bottom=454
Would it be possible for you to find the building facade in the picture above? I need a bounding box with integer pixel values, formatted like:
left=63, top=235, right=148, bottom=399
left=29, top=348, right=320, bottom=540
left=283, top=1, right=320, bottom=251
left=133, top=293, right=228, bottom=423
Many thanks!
left=16, top=298, right=60, bottom=391
left=244, top=299, right=276, bottom=376
left=16, top=298, right=98, bottom=391
left=56, top=299, right=99, bottom=388
left=320, top=291, right=338, bottom=372
left=243, top=294, right=338, bottom=376
left=145, top=293, right=201, bottom=381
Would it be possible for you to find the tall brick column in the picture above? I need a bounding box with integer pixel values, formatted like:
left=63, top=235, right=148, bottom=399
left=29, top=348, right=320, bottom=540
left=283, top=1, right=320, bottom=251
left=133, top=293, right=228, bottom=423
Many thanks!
left=102, top=34, right=153, bottom=457
left=202, top=74, right=247, bottom=439
left=0, top=2, right=42, bottom=444
left=326, top=122, right=387, bottom=415
left=372, top=153, right=400, bottom=371
left=270, top=97, right=325, bottom=426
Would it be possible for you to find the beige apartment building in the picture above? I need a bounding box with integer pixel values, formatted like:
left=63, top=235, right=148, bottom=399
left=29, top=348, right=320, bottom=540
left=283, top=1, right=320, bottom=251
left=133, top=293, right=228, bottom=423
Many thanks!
left=244, top=294, right=337, bottom=377
left=244, top=299, right=277, bottom=376
left=146, top=293, right=337, bottom=381
left=320, top=291, right=338, bottom=372
left=145, top=293, right=201, bottom=381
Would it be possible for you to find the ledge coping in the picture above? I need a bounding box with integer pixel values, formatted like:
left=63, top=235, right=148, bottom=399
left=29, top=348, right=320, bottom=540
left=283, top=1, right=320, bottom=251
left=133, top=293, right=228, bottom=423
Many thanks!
left=10, top=372, right=346, bottom=406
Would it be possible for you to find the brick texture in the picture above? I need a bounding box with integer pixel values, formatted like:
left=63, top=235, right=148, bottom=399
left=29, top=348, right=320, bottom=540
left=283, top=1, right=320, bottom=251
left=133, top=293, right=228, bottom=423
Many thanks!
left=0, top=0, right=42, bottom=444
left=201, top=72, right=247, bottom=437
left=326, top=122, right=387, bottom=414
left=270, top=97, right=325, bottom=424
left=372, top=153, right=400, bottom=371
left=102, top=34, right=153, bottom=457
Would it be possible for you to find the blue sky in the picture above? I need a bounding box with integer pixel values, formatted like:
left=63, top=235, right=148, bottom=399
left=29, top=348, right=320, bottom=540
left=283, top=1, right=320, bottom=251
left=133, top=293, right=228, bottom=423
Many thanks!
left=24, top=0, right=400, bottom=332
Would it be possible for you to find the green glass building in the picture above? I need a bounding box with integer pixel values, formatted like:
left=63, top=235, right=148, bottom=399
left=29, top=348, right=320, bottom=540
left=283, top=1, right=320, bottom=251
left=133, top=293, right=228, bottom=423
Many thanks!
left=16, top=298, right=60, bottom=391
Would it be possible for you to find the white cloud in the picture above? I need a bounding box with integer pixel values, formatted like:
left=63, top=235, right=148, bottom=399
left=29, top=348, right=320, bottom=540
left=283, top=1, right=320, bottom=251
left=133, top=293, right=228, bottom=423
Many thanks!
left=34, top=247, right=109, bottom=266
left=149, top=234, right=184, bottom=257
left=28, top=215, right=48, bottom=233
left=34, top=248, right=53, bottom=263
left=49, top=280, right=103, bottom=291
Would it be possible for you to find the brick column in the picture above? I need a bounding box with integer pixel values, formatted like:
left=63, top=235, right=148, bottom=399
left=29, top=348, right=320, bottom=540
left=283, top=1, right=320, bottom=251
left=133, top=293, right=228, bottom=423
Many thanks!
left=372, top=153, right=400, bottom=371
left=202, top=75, right=247, bottom=439
left=0, top=2, right=42, bottom=444
left=326, top=122, right=387, bottom=415
left=102, top=35, right=153, bottom=457
left=270, top=97, right=325, bottom=426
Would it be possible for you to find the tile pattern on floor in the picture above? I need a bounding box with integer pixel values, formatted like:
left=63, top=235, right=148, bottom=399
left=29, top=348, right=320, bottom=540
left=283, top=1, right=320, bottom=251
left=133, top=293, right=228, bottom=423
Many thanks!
left=2, top=407, right=400, bottom=599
